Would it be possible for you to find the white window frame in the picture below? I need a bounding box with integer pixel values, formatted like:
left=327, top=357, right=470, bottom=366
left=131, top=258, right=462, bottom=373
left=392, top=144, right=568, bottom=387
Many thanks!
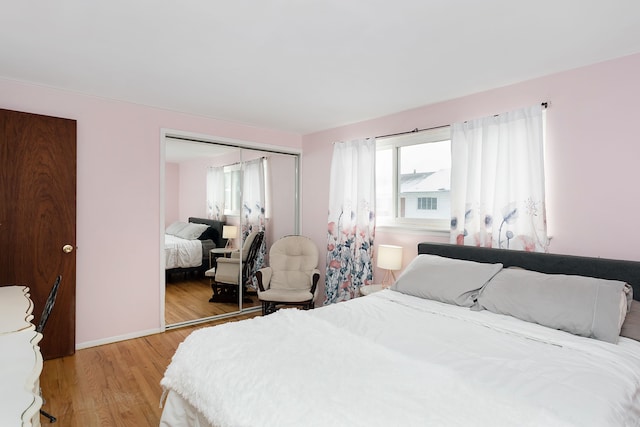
left=417, top=196, right=437, bottom=210
left=376, top=126, right=451, bottom=232
left=417, top=197, right=427, bottom=210
left=223, top=163, right=242, bottom=216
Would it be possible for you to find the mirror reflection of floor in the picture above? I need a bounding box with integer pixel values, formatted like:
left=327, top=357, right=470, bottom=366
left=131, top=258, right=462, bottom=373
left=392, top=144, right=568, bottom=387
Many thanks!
left=165, top=277, right=260, bottom=325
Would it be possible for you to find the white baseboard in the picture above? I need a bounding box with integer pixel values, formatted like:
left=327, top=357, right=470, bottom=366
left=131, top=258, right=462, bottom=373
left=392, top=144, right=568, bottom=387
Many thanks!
left=76, top=327, right=164, bottom=350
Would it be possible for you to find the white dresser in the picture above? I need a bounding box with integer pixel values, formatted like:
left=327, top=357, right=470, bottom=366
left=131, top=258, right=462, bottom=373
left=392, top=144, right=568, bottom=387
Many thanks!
left=0, top=286, right=43, bottom=427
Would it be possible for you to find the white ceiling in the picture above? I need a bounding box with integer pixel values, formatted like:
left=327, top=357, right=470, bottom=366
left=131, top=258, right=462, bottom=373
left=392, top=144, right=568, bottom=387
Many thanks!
left=2, top=1, right=640, bottom=135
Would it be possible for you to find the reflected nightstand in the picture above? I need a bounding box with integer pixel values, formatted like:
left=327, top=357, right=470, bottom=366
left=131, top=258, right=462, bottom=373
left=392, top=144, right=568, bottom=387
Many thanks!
left=209, top=247, right=235, bottom=268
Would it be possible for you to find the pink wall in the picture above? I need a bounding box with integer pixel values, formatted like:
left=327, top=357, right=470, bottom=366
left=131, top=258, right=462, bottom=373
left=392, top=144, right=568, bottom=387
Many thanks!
left=177, top=157, right=222, bottom=221
left=267, top=154, right=297, bottom=245
left=301, top=53, right=640, bottom=302
left=4, top=51, right=640, bottom=346
left=165, top=162, right=180, bottom=227
left=1, top=78, right=301, bottom=347
left=175, top=149, right=298, bottom=251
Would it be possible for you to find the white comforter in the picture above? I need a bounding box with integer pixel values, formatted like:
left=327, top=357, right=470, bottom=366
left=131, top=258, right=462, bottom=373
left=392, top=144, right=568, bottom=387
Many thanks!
left=161, top=290, right=640, bottom=427
left=165, top=234, right=203, bottom=269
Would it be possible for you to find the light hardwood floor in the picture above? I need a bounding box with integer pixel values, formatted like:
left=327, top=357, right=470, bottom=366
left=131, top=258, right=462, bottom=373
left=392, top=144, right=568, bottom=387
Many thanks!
left=165, top=276, right=260, bottom=325
left=40, top=312, right=260, bottom=426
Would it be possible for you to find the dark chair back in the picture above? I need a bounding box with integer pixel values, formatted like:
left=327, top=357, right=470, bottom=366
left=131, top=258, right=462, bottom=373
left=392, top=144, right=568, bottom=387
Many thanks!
left=37, top=275, right=62, bottom=334
left=243, top=231, right=264, bottom=288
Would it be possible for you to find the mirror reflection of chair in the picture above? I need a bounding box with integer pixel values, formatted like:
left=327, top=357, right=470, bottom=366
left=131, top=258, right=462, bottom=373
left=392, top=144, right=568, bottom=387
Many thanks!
left=37, top=275, right=62, bottom=424
left=256, top=235, right=320, bottom=315
left=209, top=231, right=264, bottom=303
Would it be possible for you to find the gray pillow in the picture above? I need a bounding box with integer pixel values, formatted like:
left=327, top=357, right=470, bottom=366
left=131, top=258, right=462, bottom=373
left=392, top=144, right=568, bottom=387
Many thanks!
left=621, top=300, right=640, bottom=342
left=166, top=221, right=188, bottom=236
left=476, top=268, right=630, bottom=344
left=390, top=254, right=503, bottom=307
left=174, top=223, right=209, bottom=240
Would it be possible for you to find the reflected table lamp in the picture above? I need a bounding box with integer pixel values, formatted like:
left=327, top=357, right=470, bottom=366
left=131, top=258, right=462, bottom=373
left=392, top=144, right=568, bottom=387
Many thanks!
left=377, top=244, right=403, bottom=288
left=222, top=225, right=238, bottom=249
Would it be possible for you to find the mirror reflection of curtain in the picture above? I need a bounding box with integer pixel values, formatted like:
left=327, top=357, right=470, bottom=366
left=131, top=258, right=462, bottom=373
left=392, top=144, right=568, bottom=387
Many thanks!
left=242, top=157, right=267, bottom=284
left=263, top=157, right=272, bottom=222
left=206, top=166, right=225, bottom=220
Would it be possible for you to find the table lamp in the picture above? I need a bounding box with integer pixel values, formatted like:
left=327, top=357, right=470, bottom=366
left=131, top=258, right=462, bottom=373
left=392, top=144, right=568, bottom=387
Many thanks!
left=377, top=244, right=403, bottom=288
left=222, top=225, right=238, bottom=249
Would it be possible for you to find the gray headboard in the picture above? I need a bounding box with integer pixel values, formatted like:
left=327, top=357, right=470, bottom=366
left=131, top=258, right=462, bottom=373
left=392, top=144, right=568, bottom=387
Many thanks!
left=418, top=243, right=640, bottom=301
left=189, top=217, right=225, bottom=248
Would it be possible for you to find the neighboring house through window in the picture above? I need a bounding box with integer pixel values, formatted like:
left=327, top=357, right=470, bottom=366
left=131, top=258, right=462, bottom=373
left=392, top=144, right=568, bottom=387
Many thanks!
left=376, top=126, right=451, bottom=231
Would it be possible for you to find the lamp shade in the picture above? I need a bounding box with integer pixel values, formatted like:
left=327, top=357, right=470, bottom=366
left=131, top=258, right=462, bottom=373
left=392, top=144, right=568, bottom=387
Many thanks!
left=222, top=225, right=238, bottom=239
left=377, top=244, right=403, bottom=270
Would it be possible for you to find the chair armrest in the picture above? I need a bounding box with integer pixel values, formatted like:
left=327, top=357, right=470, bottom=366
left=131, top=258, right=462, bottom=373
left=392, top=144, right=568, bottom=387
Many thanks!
left=216, top=257, right=239, bottom=265
left=214, top=257, right=240, bottom=285
left=256, top=267, right=273, bottom=292
left=309, top=269, right=320, bottom=296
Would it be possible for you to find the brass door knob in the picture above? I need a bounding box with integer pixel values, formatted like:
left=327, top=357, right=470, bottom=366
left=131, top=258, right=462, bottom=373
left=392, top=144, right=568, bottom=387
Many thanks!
left=62, top=244, right=74, bottom=253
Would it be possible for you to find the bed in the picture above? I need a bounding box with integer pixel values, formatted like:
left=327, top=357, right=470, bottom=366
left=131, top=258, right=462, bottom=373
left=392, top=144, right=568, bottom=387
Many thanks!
left=165, top=217, right=226, bottom=279
left=160, top=243, right=640, bottom=426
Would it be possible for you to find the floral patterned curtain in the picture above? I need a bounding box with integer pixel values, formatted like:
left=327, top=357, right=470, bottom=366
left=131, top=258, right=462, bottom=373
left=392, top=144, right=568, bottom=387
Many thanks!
left=325, top=138, right=376, bottom=304
left=206, top=166, right=225, bottom=220
left=449, top=104, right=549, bottom=252
left=242, top=157, right=267, bottom=280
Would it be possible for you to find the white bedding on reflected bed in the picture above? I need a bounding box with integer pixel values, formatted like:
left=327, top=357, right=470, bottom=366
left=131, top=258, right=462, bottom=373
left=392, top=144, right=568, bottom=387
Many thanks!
left=160, top=290, right=640, bottom=427
left=165, top=234, right=203, bottom=269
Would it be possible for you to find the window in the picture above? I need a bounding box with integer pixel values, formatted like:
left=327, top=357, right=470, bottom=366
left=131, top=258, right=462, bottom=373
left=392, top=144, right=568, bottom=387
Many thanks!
left=376, top=126, right=451, bottom=230
left=224, top=164, right=241, bottom=216
left=417, top=197, right=437, bottom=210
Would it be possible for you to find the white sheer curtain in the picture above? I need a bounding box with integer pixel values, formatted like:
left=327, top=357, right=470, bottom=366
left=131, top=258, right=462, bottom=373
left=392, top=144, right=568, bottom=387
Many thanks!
left=242, top=158, right=266, bottom=238
left=206, top=166, right=225, bottom=221
left=449, top=104, right=549, bottom=252
left=325, top=138, right=376, bottom=304
left=263, top=156, right=272, bottom=221
left=242, top=158, right=267, bottom=275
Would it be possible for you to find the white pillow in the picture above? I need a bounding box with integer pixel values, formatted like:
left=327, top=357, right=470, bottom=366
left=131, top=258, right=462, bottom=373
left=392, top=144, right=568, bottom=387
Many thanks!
left=166, top=221, right=189, bottom=236
left=476, top=268, right=632, bottom=344
left=390, top=254, right=503, bottom=307
left=174, top=223, right=209, bottom=240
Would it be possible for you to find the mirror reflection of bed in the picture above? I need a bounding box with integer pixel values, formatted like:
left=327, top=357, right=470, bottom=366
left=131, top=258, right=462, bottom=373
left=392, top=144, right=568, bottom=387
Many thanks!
left=164, top=217, right=253, bottom=324
left=163, top=136, right=299, bottom=327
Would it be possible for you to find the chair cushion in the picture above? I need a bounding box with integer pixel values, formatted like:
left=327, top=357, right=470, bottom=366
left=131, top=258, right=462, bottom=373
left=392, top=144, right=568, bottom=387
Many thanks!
left=204, top=268, right=216, bottom=277
left=269, top=236, right=318, bottom=291
left=258, top=288, right=314, bottom=303
left=272, top=271, right=312, bottom=290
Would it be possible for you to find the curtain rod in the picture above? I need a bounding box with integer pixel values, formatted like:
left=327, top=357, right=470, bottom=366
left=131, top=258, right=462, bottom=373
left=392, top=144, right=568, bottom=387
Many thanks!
left=376, top=102, right=548, bottom=140
left=375, top=124, right=449, bottom=140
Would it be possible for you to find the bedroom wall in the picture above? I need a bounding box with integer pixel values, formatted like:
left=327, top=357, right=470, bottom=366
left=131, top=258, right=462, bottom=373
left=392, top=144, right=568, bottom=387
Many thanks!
left=177, top=157, right=220, bottom=221
left=176, top=150, right=298, bottom=251
left=301, top=52, right=640, bottom=303
left=165, top=162, right=180, bottom=227
left=267, top=154, right=297, bottom=244
left=1, top=77, right=301, bottom=348
left=4, top=51, right=639, bottom=346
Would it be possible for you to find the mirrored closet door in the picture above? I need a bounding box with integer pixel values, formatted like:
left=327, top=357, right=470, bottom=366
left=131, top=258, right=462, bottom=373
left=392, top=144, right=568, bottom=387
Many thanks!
left=163, top=135, right=299, bottom=328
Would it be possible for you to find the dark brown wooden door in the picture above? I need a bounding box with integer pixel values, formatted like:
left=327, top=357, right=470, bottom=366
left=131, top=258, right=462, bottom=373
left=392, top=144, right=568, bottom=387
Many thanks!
left=0, top=108, right=76, bottom=359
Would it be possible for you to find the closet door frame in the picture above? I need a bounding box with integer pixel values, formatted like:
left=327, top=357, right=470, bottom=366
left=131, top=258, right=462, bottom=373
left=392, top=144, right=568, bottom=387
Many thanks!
left=160, top=128, right=301, bottom=330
